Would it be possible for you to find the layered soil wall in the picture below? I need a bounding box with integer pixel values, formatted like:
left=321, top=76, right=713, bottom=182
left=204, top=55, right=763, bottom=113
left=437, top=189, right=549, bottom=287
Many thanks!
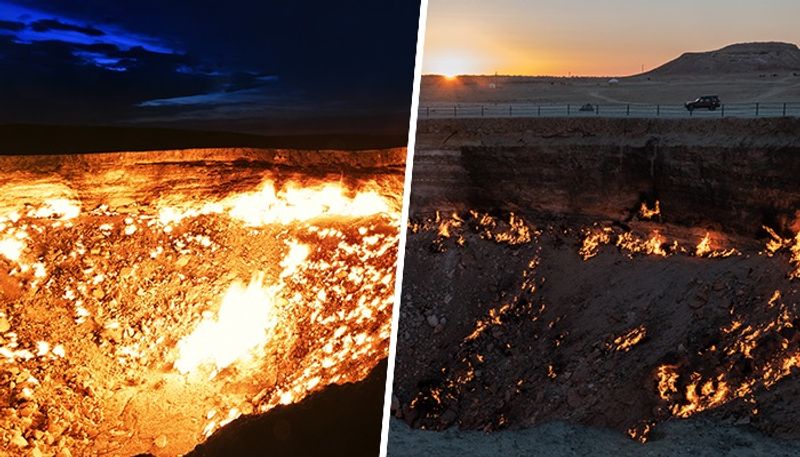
left=412, top=118, right=800, bottom=236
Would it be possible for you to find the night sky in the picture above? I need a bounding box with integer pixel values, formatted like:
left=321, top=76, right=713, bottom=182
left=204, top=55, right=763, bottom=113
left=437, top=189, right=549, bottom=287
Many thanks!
left=0, top=1, right=421, bottom=136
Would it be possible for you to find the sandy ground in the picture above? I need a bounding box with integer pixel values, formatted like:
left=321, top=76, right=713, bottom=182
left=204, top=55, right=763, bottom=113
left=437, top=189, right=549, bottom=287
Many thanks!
left=388, top=418, right=800, bottom=457
left=420, top=75, right=800, bottom=105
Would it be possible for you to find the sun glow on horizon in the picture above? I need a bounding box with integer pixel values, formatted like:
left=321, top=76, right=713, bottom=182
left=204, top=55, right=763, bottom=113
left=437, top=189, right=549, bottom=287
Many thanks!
left=424, top=50, right=483, bottom=77
left=422, top=0, right=800, bottom=77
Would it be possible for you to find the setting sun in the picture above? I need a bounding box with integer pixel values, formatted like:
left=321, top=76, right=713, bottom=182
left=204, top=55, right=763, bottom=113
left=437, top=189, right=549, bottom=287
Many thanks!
left=424, top=48, right=484, bottom=77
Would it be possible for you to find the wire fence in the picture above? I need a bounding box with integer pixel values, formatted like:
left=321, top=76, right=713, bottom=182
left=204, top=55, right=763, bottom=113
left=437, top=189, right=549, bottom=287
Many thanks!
left=419, top=102, right=800, bottom=119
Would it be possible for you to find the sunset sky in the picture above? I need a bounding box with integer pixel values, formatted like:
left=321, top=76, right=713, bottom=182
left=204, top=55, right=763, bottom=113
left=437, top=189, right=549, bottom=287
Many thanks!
left=423, top=0, right=800, bottom=76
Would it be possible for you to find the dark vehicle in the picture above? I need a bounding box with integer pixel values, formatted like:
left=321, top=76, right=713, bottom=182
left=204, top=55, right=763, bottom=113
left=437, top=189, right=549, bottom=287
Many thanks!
left=685, top=95, right=721, bottom=111
left=579, top=103, right=595, bottom=112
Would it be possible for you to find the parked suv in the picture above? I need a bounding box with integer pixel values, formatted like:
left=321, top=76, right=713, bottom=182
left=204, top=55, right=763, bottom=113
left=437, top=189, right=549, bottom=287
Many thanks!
left=685, top=95, right=721, bottom=111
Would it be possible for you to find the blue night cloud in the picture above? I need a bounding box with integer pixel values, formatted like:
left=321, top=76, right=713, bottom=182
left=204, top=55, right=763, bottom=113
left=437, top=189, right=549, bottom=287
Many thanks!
left=0, top=0, right=419, bottom=135
left=0, top=2, right=176, bottom=55
left=0, top=0, right=276, bottom=106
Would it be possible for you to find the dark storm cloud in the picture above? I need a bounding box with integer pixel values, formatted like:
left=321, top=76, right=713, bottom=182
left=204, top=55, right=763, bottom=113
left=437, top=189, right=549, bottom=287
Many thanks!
left=0, top=0, right=420, bottom=135
left=30, top=18, right=104, bottom=36
left=0, top=18, right=23, bottom=31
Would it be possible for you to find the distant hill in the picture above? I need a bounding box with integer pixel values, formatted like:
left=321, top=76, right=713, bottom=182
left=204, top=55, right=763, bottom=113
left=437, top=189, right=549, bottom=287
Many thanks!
left=642, top=42, right=800, bottom=77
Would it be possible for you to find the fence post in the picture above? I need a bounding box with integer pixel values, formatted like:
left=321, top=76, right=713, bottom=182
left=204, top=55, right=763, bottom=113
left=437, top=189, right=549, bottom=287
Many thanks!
left=656, top=105, right=660, bottom=117
left=721, top=104, right=725, bottom=118
left=626, top=104, right=630, bottom=116
left=538, top=106, right=541, bottom=117
left=509, top=105, right=513, bottom=117
left=426, top=106, right=430, bottom=118
left=481, top=105, right=485, bottom=117
left=755, top=103, right=760, bottom=116
left=596, top=104, right=600, bottom=116
left=784, top=103, right=787, bottom=117
left=454, top=105, right=457, bottom=117
left=567, top=104, right=571, bottom=116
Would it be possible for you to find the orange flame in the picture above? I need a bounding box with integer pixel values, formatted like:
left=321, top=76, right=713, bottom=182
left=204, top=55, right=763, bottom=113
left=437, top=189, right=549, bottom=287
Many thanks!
left=639, top=201, right=660, bottom=220
left=174, top=272, right=281, bottom=375
left=763, top=225, right=800, bottom=278
left=157, top=180, right=392, bottom=229
left=579, top=228, right=612, bottom=260
left=616, top=231, right=667, bottom=257
left=610, top=326, right=646, bottom=352
left=695, top=233, right=712, bottom=257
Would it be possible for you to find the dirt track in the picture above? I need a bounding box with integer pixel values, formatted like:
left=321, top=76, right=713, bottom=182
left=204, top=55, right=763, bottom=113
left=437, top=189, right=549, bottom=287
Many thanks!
left=389, top=418, right=800, bottom=457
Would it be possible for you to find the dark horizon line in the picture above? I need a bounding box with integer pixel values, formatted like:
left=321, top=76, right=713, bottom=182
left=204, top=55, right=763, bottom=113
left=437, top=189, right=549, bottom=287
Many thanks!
left=0, top=123, right=409, bottom=155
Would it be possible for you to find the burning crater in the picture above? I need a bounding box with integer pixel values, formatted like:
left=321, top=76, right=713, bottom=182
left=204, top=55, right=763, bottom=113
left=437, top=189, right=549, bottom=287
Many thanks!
left=391, top=118, right=800, bottom=445
left=0, top=148, right=403, bottom=456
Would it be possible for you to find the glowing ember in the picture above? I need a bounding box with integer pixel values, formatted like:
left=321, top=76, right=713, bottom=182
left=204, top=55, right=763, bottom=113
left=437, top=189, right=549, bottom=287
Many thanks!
left=579, top=227, right=612, bottom=260
left=638, top=200, right=660, bottom=220
left=609, top=325, right=646, bottom=352
left=616, top=231, right=667, bottom=257
left=763, top=225, right=800, bottom=279
left=627, top=421, right=654, bottom=443
left=768, top=290, right=781, bottom=308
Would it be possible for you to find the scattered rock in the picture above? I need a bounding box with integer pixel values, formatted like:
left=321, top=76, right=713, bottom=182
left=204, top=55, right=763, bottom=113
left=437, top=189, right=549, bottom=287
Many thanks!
left=18, top=401, right=38, bottom=417
left=426, top=315, right=439, bottom=327
left=690, top=290, right=708, bottom=309
left=154, top=434, right=168, bottom=449
left=10, top=431, right=28, bottom=447
left=101, top=326, right=122, bottom=343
